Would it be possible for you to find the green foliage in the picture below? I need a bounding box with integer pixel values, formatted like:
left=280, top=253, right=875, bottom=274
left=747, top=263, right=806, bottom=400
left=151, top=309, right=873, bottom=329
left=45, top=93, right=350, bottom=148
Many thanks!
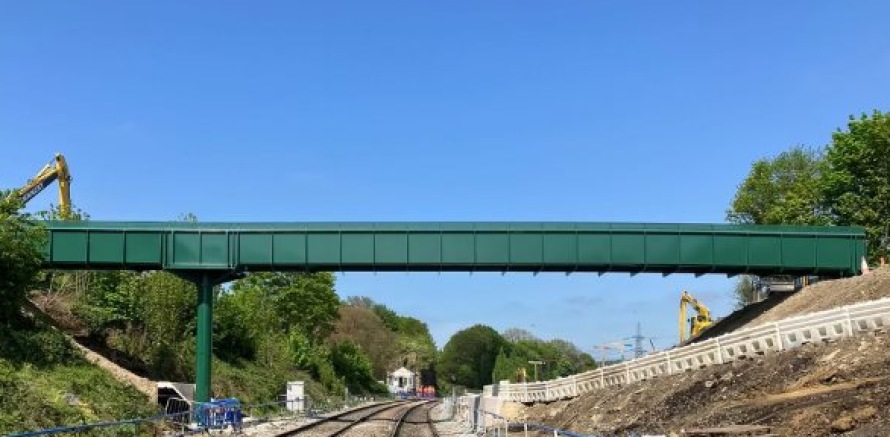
left=822, top=111, right=890, bottom=260
left=345, top=297, right=438, bottom=374
left=547, top=339, right=597, bottom=376
left=727, top=146, right=828, bottom=226
left=728, top=111, right=890, bottom=261
left=329, top=341, right=373, bottom=393
left=726, top=111, right=890, bottom=307
left=288, top=330, right=313, bottom=369
left=0, top=322, right=155, bottom=434
left=370, top=303, right=402, bottom=332
left=310, top=350, right=344, bottom=394
left=329, top=305, right=398, bottom=380
left=437, top=324, right=506, bottom=389
left=73, top=271, right=143, bottom=335
left=490, top=336, right=597, bottom=383
left=0, top=196, right=45, bottom=321
left=213, top=353, right=298, bottom=405
left=0, top=321, right=77, bottom=368
left=231, top=272, right=340, bottom=341
left=732, top=275, right=761, bottom=309
left=491, top=347, right=523, bottom=383
left=214, top=289, right=259, bottom=361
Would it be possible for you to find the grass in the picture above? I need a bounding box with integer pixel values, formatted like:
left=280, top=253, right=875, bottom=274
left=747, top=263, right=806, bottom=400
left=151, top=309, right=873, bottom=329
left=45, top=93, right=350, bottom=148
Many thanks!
left=0, top=321, right=157, bottom=435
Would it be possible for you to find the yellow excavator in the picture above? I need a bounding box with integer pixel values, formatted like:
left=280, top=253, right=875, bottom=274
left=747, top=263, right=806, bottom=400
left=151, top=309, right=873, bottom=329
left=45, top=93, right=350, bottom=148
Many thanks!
left=515, top=367, right=528, bottom=383
left=4, top=153, right=72, bottom=219
left=679, top=291, right=713, bottom=343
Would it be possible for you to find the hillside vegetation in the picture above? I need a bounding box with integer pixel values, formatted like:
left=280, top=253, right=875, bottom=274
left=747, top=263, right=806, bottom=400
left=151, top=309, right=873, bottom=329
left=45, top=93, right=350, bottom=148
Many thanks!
left=1, top=198, right=155, bottom=433
left=0, top=321, right=156, bottom=433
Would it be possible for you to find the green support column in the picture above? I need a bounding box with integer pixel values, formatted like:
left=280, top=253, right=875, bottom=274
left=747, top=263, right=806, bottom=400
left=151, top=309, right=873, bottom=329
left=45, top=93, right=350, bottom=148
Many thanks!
left=195, top=273, right=213, bottom=403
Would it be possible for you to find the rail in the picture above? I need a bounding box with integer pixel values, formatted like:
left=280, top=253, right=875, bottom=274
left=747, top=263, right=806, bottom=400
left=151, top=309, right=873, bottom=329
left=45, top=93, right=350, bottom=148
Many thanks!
left=389, top=400, right=435, bottom=437
left=498, top=296, right=890, bottom=403
left=5, top=396, right=368, bottom=437
left=273, top=400, right=404, bottom=437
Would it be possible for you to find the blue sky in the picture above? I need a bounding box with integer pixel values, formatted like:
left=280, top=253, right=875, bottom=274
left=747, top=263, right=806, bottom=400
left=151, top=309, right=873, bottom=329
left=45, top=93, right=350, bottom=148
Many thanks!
left=3, top=1, right=889, bottom=358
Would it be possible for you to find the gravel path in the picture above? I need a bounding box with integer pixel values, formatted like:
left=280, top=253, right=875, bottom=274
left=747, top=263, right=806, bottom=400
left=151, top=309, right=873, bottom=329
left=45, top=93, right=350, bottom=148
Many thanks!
left=429, top=402, right=475, bottom=437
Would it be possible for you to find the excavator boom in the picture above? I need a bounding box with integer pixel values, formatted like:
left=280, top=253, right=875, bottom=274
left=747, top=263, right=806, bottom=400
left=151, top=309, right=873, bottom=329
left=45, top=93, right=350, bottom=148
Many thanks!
left=6, top=153, right=71, bottom=218
left=679, top=291, right=714, bottom=343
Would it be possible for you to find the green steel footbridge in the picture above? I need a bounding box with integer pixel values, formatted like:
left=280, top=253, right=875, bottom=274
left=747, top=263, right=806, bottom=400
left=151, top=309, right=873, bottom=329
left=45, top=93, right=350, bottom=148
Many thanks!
left=40, top=221, right=867, bottom=402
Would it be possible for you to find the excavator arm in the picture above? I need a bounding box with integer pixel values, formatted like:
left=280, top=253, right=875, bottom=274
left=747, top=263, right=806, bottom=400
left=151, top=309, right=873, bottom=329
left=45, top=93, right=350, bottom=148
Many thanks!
left=679, top=291, right=713, bottom=343
left=6, top=153, right=71, bottom=218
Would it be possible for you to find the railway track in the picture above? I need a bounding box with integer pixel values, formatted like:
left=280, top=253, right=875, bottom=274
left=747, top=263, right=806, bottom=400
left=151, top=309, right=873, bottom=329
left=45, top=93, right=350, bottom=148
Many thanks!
left=274, top=400, right=438, bottom=437
left=389, top=400, right=439, bottom=437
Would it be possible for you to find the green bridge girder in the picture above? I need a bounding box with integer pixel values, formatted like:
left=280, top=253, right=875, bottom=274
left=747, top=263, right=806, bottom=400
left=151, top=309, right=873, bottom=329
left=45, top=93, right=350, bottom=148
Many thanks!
left=38, top=221, right=867, bottom=403
left=42, top=221, right=866, bottom=276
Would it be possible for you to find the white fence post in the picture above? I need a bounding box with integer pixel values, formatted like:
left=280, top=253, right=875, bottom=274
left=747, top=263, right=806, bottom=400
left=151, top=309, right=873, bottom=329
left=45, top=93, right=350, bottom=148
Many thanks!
left=844, top=307, right=855, bottom=335
left=714, top=338, right=724, bottom=364
left=773, top=322, right=784, bottom=351
left=665, top=350, right=672, bottom=375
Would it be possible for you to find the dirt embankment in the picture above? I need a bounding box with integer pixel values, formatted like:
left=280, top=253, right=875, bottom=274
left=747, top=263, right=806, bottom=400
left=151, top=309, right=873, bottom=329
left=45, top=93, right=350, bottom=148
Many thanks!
left=509, top=267, right=890, bottom=436
left=22, top=299, right=158, bottom=401
left=696, top=267, right=890, bottom=343
left=513, top=334, right=890, bottom=436
left=743, top=267, right=890, bottom=329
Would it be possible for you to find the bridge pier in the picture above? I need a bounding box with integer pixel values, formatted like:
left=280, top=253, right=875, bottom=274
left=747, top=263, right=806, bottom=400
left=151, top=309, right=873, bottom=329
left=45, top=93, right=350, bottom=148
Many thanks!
left=195, top=273, right=214, bottom=403
left=176, top=271, right=239, bottom=404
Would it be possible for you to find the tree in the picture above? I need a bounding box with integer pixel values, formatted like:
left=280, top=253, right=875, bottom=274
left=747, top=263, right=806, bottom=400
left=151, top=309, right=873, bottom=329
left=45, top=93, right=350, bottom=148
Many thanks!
left=732, top=275, right=762, bottom=309
left=343, top=296, right=438, bottom=373
left=502, top=328, right=538, bottom=343
left=214, top=289, right=258, bottom=361
left=344, top=296, right=376, bottom=308
left=230, top=272, right=340, bottom=342
left=490, top=347, right=516, bottom=383
left=822, top=111, right=890, bottom=260
left=73, top=271, right=143, bottom=336
left=329, top=341, right=386, bottom=394
left=726, top=146, right=829, bottom=309
left=371, top=303, right=401, bottom=332
left=328, top=305, right=399, bottom=380
left=544, top=339, right=597, bottom=377
left=393, top=316, right=437, bottom=369
left=727, top=146, right=828, bottom=226
left=138, top=271, right=199, bottom=379
left=0, top=196, right=44, bottom=322
left=437, top=324, right=506, bottom=389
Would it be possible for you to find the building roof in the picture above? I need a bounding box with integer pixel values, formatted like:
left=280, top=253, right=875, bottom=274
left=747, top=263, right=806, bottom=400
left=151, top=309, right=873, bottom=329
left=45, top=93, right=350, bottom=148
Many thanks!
left=387, top=367, right=414, bottom=377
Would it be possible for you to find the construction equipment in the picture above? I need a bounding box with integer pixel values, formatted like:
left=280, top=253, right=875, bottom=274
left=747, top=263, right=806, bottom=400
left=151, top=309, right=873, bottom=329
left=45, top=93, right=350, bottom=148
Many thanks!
left=4, top=153, right=71, bottom=218
left=515, top=367, right=527, bottom=383
left=679, top=291, right=714, bottom=343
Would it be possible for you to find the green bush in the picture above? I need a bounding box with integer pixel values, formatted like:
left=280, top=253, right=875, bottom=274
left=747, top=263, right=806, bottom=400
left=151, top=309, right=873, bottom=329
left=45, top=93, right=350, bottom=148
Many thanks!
left=0, top=325, right=155, bottom=434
